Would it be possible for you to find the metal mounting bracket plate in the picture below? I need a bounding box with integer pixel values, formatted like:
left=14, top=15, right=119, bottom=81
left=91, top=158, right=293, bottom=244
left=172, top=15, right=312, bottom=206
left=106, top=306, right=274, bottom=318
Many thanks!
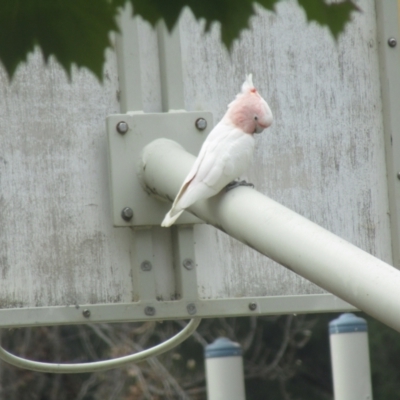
left=107, top=111, right=213, bottom=227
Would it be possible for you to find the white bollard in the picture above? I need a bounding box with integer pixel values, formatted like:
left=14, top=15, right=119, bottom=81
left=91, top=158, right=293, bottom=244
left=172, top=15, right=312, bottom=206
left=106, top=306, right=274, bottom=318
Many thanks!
left=205, top=338, right=246, bottom=400
left=329, top=313, right=373, bottom=400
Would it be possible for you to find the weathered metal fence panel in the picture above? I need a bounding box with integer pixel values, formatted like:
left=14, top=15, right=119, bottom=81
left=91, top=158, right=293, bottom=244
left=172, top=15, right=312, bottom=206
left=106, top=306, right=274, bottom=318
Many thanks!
left=0, top=0, right=395, bottom=324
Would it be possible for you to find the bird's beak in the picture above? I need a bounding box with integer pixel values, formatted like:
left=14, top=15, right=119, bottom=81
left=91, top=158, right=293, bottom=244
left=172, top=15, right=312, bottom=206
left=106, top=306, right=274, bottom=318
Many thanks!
left=254, top=125, right=265, bottom=134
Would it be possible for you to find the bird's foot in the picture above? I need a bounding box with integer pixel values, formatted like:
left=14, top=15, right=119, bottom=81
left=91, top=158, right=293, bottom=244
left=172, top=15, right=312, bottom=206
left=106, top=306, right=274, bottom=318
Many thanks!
left=225, top=180, right=255, bottom=192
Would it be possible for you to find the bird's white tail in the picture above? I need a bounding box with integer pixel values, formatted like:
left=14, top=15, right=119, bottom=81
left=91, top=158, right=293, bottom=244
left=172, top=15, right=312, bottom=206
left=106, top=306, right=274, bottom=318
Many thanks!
left=161, top=209, right=184, bottom=227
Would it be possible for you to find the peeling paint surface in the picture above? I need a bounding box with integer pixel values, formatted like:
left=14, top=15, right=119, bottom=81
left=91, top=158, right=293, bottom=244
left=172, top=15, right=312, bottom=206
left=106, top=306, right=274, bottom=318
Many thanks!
left=0, top=1, right=393, bottom=308
left=0, top=49, right=134, bottom=307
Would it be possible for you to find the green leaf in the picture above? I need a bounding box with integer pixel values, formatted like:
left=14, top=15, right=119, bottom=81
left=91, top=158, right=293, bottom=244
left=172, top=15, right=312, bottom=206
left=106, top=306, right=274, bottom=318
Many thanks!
left=128, top=0, right=187, bottom=30
left=126, top=0, right=282, bottom=50
left=0, top=0, right=119, bottom=80
left=128, top=0, right=360, bottom=49
left=255, top=0, right=282, bottom=12
left=297, top=0, right=360, bottom=39
left=191, top=0, right=256, bottom=50
left=0, top=0, right=360, bottom=82
left=128, top=0, right=256, bottom=50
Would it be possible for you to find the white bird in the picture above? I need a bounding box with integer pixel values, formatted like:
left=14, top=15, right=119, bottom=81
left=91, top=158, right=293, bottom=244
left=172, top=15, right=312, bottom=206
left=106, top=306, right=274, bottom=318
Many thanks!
left=161, top=74, right=273, bottom=227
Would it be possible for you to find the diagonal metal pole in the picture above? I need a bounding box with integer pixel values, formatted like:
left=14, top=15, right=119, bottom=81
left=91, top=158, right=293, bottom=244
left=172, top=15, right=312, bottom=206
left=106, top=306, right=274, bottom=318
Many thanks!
left=140, top=138, right=400, bottom=333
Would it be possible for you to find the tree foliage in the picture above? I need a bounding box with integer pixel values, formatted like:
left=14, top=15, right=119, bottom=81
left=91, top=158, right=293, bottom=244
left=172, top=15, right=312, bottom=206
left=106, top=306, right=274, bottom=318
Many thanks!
left=0, top=0, right=360, bottom=81
left=0, top=0, right=119, bottom=80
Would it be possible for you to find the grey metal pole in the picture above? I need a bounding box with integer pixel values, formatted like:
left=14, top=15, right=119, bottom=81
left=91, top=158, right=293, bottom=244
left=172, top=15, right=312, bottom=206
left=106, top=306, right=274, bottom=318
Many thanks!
left=139, top=139, right=400, bottom=333
left=329, top=314, right=373, bottom=400
left=205, top=338, right=246, bottom=400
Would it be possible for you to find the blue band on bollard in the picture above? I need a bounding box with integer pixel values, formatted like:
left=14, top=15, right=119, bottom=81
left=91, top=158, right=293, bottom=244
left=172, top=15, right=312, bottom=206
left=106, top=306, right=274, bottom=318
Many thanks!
left=205, top=337, right=242, bottom=358
left=329, top=313, right=368, bottom=334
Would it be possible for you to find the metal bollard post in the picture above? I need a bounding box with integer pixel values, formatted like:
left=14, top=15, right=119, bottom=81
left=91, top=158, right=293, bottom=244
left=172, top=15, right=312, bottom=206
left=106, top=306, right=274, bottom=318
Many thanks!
left=329, top=313, right=373, bottom=400
left=205, top=337, right=246, bottom=400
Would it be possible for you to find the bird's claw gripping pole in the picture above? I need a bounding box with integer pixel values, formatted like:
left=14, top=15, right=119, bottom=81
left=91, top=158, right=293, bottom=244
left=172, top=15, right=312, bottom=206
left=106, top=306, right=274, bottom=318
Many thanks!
left=141, top=138, right=400, bottom=333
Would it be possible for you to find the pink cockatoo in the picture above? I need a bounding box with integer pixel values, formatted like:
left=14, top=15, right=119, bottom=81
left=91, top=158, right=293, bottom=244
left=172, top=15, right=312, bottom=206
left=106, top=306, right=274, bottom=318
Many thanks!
left=161, top=74, right=273, bottom=227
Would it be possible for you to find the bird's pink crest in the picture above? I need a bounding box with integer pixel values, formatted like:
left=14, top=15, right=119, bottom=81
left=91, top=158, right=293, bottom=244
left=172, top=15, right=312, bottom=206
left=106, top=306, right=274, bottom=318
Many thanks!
left=241, top=74, right=255, bottom=93
left=226, top=74, right=273, bottom=134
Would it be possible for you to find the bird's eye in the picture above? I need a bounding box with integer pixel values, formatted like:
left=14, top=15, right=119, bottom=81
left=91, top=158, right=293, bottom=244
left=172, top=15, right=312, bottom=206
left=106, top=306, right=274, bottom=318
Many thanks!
left=254, top=116, right=258, bottom=121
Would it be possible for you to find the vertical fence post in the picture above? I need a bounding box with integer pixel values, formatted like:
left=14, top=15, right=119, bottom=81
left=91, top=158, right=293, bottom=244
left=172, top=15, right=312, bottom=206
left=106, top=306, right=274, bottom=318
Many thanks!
left=205, top=338, right=246, bottom=400
left=329, top=313, right=373, bottom=400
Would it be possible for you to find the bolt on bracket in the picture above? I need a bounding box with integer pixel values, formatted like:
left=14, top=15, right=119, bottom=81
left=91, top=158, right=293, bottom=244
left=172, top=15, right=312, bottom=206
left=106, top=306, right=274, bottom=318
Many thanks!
left=107, top=111, right=213, bottom=227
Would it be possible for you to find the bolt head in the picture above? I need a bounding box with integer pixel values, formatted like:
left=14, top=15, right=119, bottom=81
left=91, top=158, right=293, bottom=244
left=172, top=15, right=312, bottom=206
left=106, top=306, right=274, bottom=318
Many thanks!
left=248, top=302, right=257, bottom=311
left=388, top=37, right=397, bottom=48
left=187, top=303, right=197, bottom=315
left=141, top=260, right=152, bottom=271
left=121, top=207, right=133, bottom=221
left=144, top=306, right=156, bottom=316
left=82, top=309, right=91, bottom=318
left=195, top=118, right=207, bottom=131
left=116, top=121, right=129, bottom=134
left=182, top=258, right=195, bottom=270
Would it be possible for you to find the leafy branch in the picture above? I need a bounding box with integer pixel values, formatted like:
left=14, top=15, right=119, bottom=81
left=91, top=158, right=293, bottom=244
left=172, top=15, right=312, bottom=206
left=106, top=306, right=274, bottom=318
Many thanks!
left=0, top=0, right=360, bottom=81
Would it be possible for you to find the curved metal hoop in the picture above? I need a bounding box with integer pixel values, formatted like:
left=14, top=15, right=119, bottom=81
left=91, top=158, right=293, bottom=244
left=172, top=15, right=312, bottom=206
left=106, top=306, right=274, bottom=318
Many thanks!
left=0, top=318, right=201, bottom=374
